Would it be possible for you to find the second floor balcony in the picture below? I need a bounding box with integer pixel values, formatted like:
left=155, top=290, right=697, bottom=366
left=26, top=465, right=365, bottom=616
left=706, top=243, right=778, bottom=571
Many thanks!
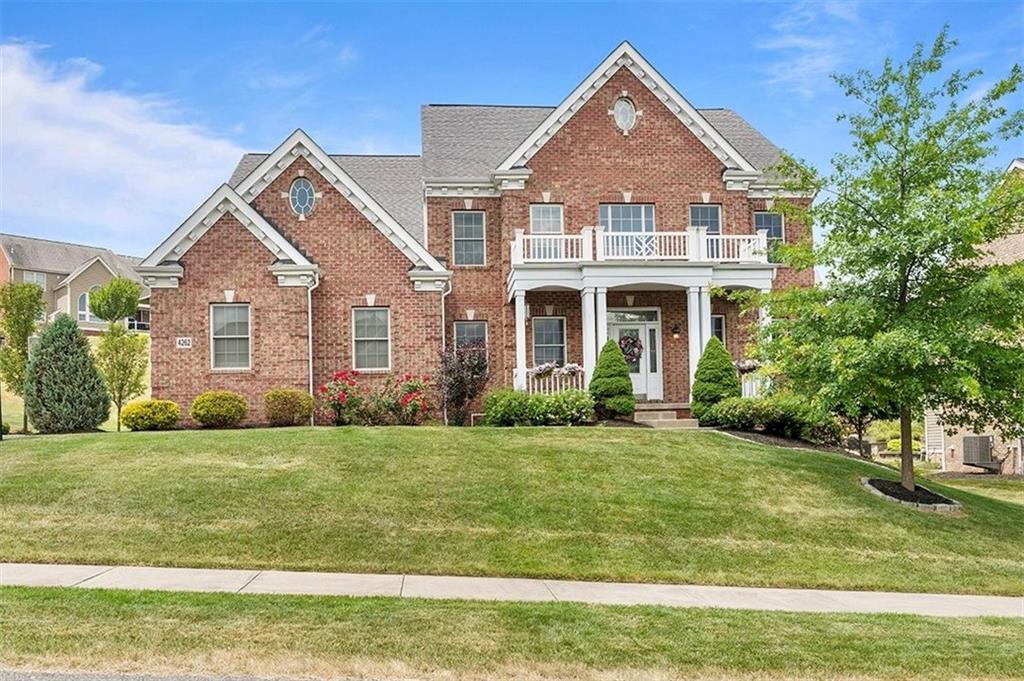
left=511, top=226, right=771, bottom=266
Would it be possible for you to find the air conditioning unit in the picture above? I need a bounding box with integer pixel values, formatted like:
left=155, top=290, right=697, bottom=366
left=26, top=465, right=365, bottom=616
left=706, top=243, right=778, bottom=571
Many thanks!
left=963, top=435, right=995, bottom=469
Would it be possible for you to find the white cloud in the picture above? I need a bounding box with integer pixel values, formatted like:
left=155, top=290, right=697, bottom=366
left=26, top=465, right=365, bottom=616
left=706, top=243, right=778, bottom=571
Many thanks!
left=0, top=42, right=245, bottom=256
left=755, top=0, right=886, bottom=99
left=337, top=42, right=359, bottom=66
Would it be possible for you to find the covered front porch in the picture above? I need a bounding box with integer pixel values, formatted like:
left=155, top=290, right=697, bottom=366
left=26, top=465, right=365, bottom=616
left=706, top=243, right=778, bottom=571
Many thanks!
left=510, top=282, right=768, bottom=404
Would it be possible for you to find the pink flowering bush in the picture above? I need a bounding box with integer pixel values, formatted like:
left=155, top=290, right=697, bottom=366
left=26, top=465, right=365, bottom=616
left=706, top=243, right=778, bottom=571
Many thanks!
left=372, top=373, right=433, bottom=425
left=317, top=370, right=366, bottom=425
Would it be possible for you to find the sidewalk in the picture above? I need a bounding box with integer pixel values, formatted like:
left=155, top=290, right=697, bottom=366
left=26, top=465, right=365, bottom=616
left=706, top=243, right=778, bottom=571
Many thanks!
left=2, top=562, right=1020, bottom=618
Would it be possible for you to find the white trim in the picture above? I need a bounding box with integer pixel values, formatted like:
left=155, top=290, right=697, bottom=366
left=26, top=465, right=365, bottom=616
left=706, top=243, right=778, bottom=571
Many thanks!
left=451, top=210, right=487, bottom=267
left=1008, top=158, right=1024, bottom=174
left=209, top=303, right=252, bottom=372
left=496, top=41, right=756, bottom=174
left=352, top=306, right=392, bottom=373
left=606, top=306, right=664, bottom=400
left=232, top=129, right=446, bottom=273
left=57, top=255, right=118, bottom=289
left=140, top=184, right=314, bottom=271
left=531, top=315, right=568, bottom=366
left=710, top=313, right=727, bottom=345
left=453, top=320, right=488, bottom=358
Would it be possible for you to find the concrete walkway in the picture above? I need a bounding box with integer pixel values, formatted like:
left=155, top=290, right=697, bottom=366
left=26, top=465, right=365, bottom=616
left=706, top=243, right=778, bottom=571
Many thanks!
left=2, top=562, right=1020, bottom=618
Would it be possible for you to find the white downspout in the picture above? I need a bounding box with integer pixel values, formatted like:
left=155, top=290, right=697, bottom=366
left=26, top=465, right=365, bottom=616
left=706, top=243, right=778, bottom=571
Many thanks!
left=306, top=272, right=321, bottom=425
left=439, top=277, right=452, bottom=425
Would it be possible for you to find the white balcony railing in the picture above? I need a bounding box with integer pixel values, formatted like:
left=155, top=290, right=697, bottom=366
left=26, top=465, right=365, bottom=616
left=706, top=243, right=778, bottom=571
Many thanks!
left=514, top=369, right=587, bottom=394
left=511, top=227, right=769, bottom=265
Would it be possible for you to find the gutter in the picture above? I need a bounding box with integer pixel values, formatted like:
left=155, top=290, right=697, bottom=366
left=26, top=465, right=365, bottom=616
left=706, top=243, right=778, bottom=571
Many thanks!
left=306, top=272, right=321, bottom=425
left=439, top=278, right=453, bottom=425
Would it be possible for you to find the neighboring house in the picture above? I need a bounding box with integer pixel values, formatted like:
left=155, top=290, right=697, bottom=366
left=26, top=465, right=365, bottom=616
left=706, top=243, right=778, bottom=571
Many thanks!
left=0, top=233, right=150, bottom=334
left=923, top=158, right=1024, bottom=475
left=139, top=42, right=815, bottom=425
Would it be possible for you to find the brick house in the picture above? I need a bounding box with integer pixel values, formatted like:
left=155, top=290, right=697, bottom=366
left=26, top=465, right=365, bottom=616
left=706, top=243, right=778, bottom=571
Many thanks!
left=923, top=158, right=1024, bottom=475
left=0, top=233, right=149, bottom=335
left=138, top=42, right=815, bottom=425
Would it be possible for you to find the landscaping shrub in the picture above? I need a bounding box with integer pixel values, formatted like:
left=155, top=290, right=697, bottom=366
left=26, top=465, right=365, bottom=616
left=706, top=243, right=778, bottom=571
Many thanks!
left=702, top=394, right=842, bottom=446
left=690, top=337, right=740, bottom=421
left=122, top=399, right=181, bottom=431
left=549, top=389, right=596, bottom=425
left=24, top=314, right=110, bottom=433
left=318, top=370, right=366, bottom=425
left=437, top=340, right=489, bottom=426
left=483, top=388, right=530, bottom=426
left=589, top=339, right=635, bottom=419
left=189, top=390, right=248, bottom=428
left=377, top=373, right=433, bottom=425
left=264, top=388, right=314, bottom=427
left=1, top=422, right=9, bottom=435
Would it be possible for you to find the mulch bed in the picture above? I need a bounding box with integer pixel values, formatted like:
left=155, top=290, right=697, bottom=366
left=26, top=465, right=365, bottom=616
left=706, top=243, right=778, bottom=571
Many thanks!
left=867, top=478, right=954, bottom=505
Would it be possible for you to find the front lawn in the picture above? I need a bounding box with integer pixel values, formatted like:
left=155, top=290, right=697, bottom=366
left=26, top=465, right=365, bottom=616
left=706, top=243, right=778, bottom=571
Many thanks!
left=933, top=476, right=1023, bottom=506
left=2, top=587, right=1021, bottom=681
left=1, top=427, right=1022, bottom=595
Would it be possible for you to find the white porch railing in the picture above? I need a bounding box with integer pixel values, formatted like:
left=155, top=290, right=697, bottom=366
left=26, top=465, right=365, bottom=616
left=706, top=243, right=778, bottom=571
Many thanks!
left=514, top=369, right=587, bottom=394
left=511, top=227, right=769, bottom=265
left=741, top=374, right=768, bottom=398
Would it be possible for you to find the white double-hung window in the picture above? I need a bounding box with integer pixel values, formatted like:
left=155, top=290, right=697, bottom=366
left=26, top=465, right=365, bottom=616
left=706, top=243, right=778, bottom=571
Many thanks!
left=532, top=317, right=566, bottom=366
left=529, top=204, right=564, bottom=259
left=691, top=204, right=722, bottom=257
left=23, top=271, right=47, bottom=288
left=454, top=320, right=487, bottom=351
left=211, top=304, right=251, bottom=370
left=353, top=307, right=390, bottom=371
left=754, top=212, right=785, bottom=261
left=452, top=211, right=486, bottom=266
left=599, top=204, right=655, bottom=257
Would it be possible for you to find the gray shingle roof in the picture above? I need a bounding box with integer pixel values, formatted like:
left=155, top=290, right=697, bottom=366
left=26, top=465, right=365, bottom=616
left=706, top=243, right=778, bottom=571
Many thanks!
left=228, top=153, right=425, bottom=244
left=698, top=109, right=782, bottom=172
left=421, top=105, right=555, bottom=178
left=0, top=233, right=143, bottom=283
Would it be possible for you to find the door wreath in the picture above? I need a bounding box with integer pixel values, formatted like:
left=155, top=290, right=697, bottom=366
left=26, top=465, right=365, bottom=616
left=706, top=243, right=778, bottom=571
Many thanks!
left=618, top=335, right=644, bottom=363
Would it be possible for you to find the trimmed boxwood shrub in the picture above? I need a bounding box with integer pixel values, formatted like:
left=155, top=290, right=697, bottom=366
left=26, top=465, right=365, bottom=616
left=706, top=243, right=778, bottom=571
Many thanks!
left=483, top=389, right=530, bottom=426
left=122, top=399, right=181, bottom=431
left=484, top=388, right=595, bottom=426
left=690, top=337, right=741, bottom=421
left=264, top=388, right=314, bottom=426
left=189, top=390, right=248, bottom=428
left=703, top=394, right=842, bottom=446
left=24, top=314, right=110, bottom=433
left=589, top=340, right=635, bottom=419
left=1, top=422, right=9, bottom=435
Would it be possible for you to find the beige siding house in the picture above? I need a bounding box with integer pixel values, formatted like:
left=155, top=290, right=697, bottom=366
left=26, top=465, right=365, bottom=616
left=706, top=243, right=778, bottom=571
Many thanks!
left=0, top=233, right=149, bottom=334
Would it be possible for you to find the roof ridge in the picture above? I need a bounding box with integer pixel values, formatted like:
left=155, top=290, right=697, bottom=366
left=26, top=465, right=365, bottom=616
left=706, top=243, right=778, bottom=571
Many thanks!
left=423, top=103, right=555, bottom=109
left=0, top=232, right=122, bottom=252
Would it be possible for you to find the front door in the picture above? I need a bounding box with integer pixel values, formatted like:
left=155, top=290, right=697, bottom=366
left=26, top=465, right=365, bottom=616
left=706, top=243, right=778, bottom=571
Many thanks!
left=607, top=309, right=663, bottom=400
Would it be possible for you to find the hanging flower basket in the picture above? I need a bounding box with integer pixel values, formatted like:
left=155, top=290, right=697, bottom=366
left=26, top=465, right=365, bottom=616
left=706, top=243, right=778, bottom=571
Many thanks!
left=558, top=363, right=585, bottom=377
left=619, top=335, right=643, bottom=363
left=528, top=362, right=559, bottom=378
left=735, top=359, right=761, bottom=375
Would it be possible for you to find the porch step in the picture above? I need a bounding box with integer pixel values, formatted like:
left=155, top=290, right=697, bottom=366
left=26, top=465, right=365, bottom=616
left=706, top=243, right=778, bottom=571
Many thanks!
left=634, top=402, right=690, bottom=411
left=634, top=418, right=701, bottom=429
left=634, top=401, right=692, bottom=419
left=638, top=410, right=678, bottom=420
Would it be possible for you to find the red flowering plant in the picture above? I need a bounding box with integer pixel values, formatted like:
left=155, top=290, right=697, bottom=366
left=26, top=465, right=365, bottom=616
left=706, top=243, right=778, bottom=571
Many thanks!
left=317, top=370, right=367, bottom=425
left=375, top=373, right=433, bottom=425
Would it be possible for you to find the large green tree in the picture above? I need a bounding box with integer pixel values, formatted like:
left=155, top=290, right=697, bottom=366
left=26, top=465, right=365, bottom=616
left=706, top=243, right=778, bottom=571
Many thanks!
left=90, top=277, right=148, bottom=432
left=762, top=28, right=1024, bottom=491
left=0, top=282, right=46, bottom=432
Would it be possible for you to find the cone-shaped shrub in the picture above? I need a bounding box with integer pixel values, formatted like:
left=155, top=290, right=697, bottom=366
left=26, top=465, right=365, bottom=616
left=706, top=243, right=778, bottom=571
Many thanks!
left=690, top=336, right=741, bottom=420
left=589, top=339, right=636, bottom=419
left=24, top=314, right=110, bottom=433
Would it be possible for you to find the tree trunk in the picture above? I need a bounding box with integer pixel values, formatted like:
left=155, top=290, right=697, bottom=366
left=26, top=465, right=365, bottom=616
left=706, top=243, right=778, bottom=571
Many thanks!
left=23, top=411, right=28, bottom=434
left=116, top=406, right=121, bottom=432
left=900, top=408, right=915, bottom=492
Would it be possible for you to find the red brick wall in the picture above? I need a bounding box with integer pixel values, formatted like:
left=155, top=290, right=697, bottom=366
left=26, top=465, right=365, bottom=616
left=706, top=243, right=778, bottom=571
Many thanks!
left=149, top=213, right=309, bottom=426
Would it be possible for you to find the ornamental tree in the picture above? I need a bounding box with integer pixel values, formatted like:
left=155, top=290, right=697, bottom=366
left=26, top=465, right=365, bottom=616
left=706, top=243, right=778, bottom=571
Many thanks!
left=94, top=323, right=149, bottom=431
left=762, top=28, right=1024, bottom=491
left=89, top=276, right=142, bottom=325
left=437, top=340, right=489, bottom=426
left=589, top=339, right=635, bottom=419
left=690, top=336, right=741, bottom=421
left=24, top=314, right=110, bottom=433
left=0, top=282, right=45, bottom=432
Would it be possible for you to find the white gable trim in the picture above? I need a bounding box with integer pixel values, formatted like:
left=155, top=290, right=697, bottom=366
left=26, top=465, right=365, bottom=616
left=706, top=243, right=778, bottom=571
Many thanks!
left=496, top=41, right=756, bottom=174
left=56, top=255, right=117, bottom=289
left=233, top=129, right=447, bottom=274
left=140, top=184, right=315, bottom=271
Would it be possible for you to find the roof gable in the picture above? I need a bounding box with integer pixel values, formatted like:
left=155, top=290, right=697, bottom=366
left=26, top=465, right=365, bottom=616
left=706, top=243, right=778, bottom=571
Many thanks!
left=232, top=130, right=446, bottom=273
left=496, top=42, right=757, bottom=174
left=0, top=233, right=141, bottom=276
left=139, top=184, right=315, bottom=269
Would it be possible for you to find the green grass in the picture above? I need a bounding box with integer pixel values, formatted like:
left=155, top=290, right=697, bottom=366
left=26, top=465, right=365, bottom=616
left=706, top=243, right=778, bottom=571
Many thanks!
left=933, top=476, right=1024, bottom=506
left=1, top=427, right=1022, bottom=595
left=2, top=586, right=1021, bottom=681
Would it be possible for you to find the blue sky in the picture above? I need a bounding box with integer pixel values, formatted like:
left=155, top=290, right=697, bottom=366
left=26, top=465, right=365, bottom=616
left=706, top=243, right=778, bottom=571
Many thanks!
left=1, top=1, right=1022, bottom=256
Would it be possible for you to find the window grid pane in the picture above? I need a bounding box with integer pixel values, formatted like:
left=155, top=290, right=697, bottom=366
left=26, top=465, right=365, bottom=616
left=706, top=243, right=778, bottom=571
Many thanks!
left=599, top=204, right=654, bottom=233
left=354, top=308, right=390, bottom=370
left=533, top=318, right=565, bottom=366
left=690, top=205, right=721, bottom=233
left=453, top=212, right=485, bottom=265
left=530, top=205, right=564, bottom=234
left=211, top=304, right=250, bottom=369
left=454, top=321, right=487, bottom=348
left=712, top=316, right=726, bottom=344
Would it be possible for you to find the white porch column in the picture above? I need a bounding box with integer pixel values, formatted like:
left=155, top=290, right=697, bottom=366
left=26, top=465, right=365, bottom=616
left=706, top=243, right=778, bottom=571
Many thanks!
left=687, top=287, right=702, bottom=400
left=699, top=285, right=713, bottom=352
left=581, top=287, right=596, bottom=384
left=596, top=286, right=608, bottom=351
left=514, top=290, right=527, bottom=390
